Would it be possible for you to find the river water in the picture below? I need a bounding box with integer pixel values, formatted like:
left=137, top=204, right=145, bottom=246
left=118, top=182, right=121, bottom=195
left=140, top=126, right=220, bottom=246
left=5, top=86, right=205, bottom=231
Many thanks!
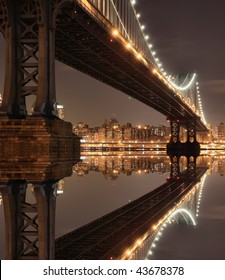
left=0, top=152, right=225, bottom=260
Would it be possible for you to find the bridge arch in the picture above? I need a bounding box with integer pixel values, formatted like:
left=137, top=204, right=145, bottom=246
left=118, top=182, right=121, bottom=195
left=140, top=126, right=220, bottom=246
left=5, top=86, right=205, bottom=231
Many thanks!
left=167, top=208, right=196, bottom=226
left=144, top=208, right=196, bottom=260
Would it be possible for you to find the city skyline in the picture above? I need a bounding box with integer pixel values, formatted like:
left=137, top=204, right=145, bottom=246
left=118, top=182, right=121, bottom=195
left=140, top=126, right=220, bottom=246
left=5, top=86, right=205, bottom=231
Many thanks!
left=0, top=0, right=225, bottom=127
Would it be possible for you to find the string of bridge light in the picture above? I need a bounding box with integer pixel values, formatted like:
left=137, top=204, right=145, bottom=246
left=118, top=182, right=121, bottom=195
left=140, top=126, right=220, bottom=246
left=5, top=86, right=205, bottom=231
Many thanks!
left=110, top=0, right=207, bottom=124
left=120, top=175, right=205, bottom=260
left=145, top=208, right=196, bottom=258
left=132, top=0, right=207, bottom=125
left=145, top=173, right=207, bottom=259
left=196, top=173, right=207, bottom=217
left=196, top=82, right=207, bottom=124
left=130, top=0, right=196, bottom=90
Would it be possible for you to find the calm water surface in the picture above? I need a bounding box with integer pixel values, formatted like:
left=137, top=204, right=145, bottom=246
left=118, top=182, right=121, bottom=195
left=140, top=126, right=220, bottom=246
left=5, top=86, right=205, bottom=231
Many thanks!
left=0, top=153, right=225, bottom=259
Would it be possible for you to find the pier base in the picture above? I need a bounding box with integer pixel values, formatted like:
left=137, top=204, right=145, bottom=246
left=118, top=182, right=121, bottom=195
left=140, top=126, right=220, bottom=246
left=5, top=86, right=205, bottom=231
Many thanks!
left=167, top=141, right=200, bottom=156
left=0, top=117, right=80, bottom=162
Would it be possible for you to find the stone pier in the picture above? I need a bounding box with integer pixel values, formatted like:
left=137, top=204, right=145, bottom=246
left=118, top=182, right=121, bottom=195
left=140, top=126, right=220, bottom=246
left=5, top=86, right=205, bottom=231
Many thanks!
left=0, top=117, right=80, bottom=162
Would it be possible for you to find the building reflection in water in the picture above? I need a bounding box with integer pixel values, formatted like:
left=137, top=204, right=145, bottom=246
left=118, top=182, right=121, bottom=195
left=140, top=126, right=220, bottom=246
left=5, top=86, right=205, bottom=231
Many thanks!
left=0, top=152, right=223, bottom=260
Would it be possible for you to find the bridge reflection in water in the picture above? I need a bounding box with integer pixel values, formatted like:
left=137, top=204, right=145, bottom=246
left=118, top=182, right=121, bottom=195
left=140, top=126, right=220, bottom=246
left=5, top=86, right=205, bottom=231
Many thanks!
left=0, top=152, right=213, bottom=260
left=129, top=174, right=207, bottom=260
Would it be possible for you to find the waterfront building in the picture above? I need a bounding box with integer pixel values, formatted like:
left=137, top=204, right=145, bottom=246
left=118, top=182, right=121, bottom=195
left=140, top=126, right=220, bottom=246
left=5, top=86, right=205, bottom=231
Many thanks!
left=214, top=122, right=225, bottom=142
left=56, top=104, right=65, bottom=120
left=215, top=160, right=225, bottom=176
left=73, top=118, right=171, bottom=143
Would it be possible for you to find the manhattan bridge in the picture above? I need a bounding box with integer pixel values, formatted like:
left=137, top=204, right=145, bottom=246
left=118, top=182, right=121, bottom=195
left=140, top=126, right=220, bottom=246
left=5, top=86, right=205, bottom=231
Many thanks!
left=0, top=0, right=210, bottom=260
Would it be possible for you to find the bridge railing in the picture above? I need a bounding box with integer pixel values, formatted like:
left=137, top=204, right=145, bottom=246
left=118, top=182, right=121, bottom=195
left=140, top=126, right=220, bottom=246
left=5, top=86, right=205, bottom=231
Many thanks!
left=80, top=0, right=154, bottom=64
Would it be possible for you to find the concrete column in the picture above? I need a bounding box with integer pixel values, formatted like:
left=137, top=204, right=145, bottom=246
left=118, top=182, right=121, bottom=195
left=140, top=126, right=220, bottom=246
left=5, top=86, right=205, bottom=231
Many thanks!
left=0, top=1, right=25, bottom=116
left=33, top=182, right=57, bottom=260
left=33, top=0, right=57, bottom=116
left=0, top=182, right=27, bottom=259
left=0, top=180, right=57, bottom=260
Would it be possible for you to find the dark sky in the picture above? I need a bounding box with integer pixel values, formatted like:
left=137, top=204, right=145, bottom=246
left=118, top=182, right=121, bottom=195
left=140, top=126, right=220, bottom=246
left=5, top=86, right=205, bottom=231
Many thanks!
left=1, top=0, right=225, bottom=127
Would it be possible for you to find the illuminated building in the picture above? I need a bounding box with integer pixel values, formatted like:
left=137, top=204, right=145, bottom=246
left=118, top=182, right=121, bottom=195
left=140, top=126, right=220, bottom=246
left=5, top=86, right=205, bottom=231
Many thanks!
left=73, top=118, right=170, bottom=143
left=214, top=122, right=225, bottom=142
left=56, top=104, right=64, bottom=120
left=215, top=160, right=225, bottom=176
left=197, top=124, right=212, bottom=143
left=56, top=180, right=65, bottom=195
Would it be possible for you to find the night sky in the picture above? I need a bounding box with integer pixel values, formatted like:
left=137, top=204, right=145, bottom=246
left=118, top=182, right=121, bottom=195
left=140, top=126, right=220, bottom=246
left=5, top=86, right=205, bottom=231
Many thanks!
left=0, top=0, right=225, bottom=127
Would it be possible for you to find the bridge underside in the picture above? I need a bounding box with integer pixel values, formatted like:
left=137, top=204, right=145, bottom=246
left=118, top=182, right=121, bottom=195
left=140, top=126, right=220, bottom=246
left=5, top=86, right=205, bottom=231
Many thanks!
left=55, top=167, right=207, bottom=260
left=55, top=2, right=207, bottom=132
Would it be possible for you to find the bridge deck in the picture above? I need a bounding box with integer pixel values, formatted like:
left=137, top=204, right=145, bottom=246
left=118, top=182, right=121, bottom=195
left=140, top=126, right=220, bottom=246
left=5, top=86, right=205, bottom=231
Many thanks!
left=55, top=2, right=207, bottom=131
left=55, top=167, right=206, bottom=260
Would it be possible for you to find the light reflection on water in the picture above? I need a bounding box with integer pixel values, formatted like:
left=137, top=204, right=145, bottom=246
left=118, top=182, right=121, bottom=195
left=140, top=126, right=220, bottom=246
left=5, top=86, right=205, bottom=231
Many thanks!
left=0, top=152, right=225, bottom=259
left=129, top=175, right=206, bottom=260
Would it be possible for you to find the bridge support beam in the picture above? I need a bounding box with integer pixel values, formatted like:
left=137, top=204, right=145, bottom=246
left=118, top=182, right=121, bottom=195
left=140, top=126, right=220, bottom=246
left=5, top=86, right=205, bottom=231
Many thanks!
left=0, top=181, right=57, bottom=260
left=0, top=0, right=60, bottom=117
left=167, top=120, right=200, bottom=154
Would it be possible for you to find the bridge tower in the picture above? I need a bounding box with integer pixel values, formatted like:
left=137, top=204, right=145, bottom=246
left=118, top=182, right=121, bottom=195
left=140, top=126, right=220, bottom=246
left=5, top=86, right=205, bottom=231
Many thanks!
left=0, top=0, right=80, bottom=162
left=0, top=181, right=57, bottom=259
left=167, top=119, right=200, bottom=154
left=168, top=152, right=198, bottom=180
left=0, top=0, right=73, bottom=116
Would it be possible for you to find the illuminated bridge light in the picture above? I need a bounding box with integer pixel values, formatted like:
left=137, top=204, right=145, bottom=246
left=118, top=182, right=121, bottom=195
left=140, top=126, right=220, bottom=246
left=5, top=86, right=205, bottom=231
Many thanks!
left=112, top=29, right=119, bottom=36
left=152, top=224, right=158, bottom=230
left=126, top=250, right=132, bottom=256
left=137, top=53, right=142, bottom=59
left=126, top=43, right=131, bottom=49
left=108, top=0, right=208, bottom=123
left=137, top=239, right=142, bottom=246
